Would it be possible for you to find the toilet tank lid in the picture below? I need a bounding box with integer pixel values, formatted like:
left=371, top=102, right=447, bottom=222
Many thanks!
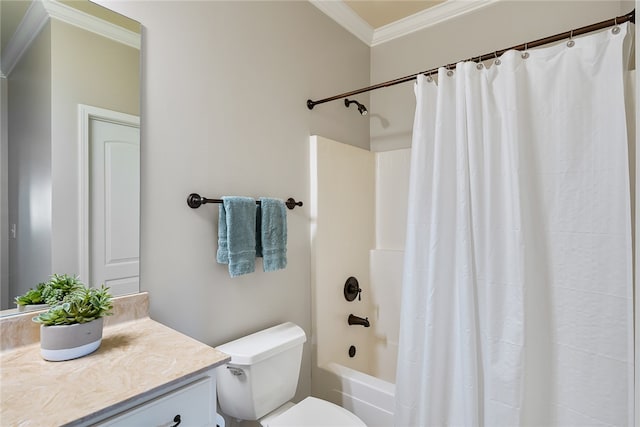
left=217, top=322, right=307, bottom=365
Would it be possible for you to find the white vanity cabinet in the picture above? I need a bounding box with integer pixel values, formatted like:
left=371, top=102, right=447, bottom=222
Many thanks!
left=94, top=371, right=218, bottom=427
left=0, top=309, right=230, bottom=427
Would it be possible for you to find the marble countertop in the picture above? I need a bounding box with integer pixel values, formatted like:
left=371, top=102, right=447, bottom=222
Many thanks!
left=0, top=314, right=230, bottom=426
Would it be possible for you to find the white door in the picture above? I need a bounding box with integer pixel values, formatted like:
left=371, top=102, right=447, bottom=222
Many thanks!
left=89, top=116, right=139, bottom=296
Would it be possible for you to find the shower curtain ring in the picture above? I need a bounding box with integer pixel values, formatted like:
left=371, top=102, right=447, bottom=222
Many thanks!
left=521, top=43, right=530, bottom=59
left=446, top=64, right=454, bottom=77
left=476, top=55, right=484, bottom=70
left=612, top=17, right=621, bottom=34
left=567, top=30, right=575, bottom=47
left=494, top=51, right=501, bottom=66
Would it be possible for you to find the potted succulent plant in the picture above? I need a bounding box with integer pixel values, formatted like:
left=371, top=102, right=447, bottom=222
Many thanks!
left=33, top=285, right=113, bottom=361
left=15, top=274, right=84, bottom=312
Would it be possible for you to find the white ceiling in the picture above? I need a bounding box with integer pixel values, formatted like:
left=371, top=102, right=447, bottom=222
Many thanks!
left=310, top=0, right=498, bottom=47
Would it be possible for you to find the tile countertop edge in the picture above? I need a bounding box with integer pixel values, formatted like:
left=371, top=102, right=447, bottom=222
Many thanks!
left=0, top=316, right=230, bottom=427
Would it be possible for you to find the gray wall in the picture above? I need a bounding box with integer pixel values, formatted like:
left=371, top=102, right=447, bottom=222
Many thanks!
left=370, top=0, right=634, bottom=151
left=1, top=76, right=7, bottom=310
left=8, top=23, right=52, bottom=302
left=95, top=0, right=371, bottom=404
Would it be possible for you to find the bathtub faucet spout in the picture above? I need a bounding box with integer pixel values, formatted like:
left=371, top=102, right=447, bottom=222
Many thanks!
left=348, top=314, right=370, bottom=327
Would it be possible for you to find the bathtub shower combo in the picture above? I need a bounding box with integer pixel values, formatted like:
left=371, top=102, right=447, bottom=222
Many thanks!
left=309, top=14, right=635, bottom=427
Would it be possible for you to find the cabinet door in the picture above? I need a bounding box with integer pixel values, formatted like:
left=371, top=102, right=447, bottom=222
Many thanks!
left=97, top=377, right=215, bottom=427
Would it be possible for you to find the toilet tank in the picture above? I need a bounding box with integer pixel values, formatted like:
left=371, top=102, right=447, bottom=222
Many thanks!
left=216, top=322, right=307, bottom=421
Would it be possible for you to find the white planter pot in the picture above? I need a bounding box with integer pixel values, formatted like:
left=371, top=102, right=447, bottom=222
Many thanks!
left=39, top=317, right=104, bottom=362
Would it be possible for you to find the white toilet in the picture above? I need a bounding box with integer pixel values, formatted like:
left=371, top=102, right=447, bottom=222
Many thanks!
left=216, top=322, right=366, bottom=427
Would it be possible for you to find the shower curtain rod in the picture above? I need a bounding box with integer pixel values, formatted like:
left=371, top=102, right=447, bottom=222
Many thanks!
left=306, top=9, right=635, bottom=110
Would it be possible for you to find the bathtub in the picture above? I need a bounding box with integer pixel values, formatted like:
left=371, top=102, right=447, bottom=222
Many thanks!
left=312, top=362, right=395, bottom=427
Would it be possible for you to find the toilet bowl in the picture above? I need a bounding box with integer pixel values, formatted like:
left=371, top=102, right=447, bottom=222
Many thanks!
left=216, top=322, right=365, bottom=427
left=259, top=396, right=365, bottom=427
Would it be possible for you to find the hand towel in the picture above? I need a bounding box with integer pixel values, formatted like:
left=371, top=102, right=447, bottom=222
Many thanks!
left=259, top=197, right=287, bottom=272
left=216, top=204, right=229, bottom=264
left=255, top=204, right=262, bottom=258
left=217, top=197, right=257, bottom=277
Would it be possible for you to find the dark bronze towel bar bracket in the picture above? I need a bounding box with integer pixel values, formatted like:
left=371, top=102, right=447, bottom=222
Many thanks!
left=187, top=193, right=303, bottom=210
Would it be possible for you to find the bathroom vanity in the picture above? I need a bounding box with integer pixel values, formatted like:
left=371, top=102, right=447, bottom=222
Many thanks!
left=0, top=293, right=230, bottom=426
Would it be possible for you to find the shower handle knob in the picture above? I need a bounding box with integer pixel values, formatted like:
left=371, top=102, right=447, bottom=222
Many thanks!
left=344, top=277, right=362, bottom=302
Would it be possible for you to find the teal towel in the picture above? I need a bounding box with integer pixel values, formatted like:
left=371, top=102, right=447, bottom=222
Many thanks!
left=255, top=204, right=263, bottom=258
left=216, top=205, right=229, bottom=264
left=216, top=197, right=257, bottom=277
left=259, top=198, right=287, bottom=272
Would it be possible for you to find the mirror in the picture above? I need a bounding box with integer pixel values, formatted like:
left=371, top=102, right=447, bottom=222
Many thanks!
left=0, top=0, right=141, bottom=313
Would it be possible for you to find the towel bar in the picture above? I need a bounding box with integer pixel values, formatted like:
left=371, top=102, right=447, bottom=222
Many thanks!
left=187, top=193, right=303, bottom=210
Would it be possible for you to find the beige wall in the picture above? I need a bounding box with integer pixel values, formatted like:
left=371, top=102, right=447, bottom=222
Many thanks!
left=95, top=0, right=371, bottom=406
left=370, top=0, right=634, bottom=150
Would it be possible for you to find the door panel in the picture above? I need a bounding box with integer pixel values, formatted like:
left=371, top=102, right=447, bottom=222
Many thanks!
left=90, top=118, right=139, bottom=295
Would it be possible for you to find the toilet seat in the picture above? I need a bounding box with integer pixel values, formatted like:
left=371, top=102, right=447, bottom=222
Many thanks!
left=260, top=397, right=366, bottom=427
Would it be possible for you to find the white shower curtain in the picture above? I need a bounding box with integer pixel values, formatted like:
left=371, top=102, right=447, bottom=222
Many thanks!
left=395, top=23, right=633, bottom=427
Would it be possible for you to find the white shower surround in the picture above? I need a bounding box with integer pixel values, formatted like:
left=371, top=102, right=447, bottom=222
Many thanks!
left=310, top=135, right=375, bottom=375
left=310, top=136, right=410, bottom=424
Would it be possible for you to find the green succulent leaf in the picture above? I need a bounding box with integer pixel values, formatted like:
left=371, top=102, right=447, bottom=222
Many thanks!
left=33, top=285, right=113, bottom=326
left=15, top=274, right=85, bottom=306
left=14, top=286, right=45, bottom=305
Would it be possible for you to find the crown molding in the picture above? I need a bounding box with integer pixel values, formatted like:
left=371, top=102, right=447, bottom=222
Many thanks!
left=1, top=0, right=140, bottom=77
left=1, top=0, right=48, bottom=77
left=43, top=0, right=140, bottom=49
left=310, top=0, right=499, bottom=47
left=309, top=0, right=374, bottom=46
left=372, top=0, right=500, bottom=46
